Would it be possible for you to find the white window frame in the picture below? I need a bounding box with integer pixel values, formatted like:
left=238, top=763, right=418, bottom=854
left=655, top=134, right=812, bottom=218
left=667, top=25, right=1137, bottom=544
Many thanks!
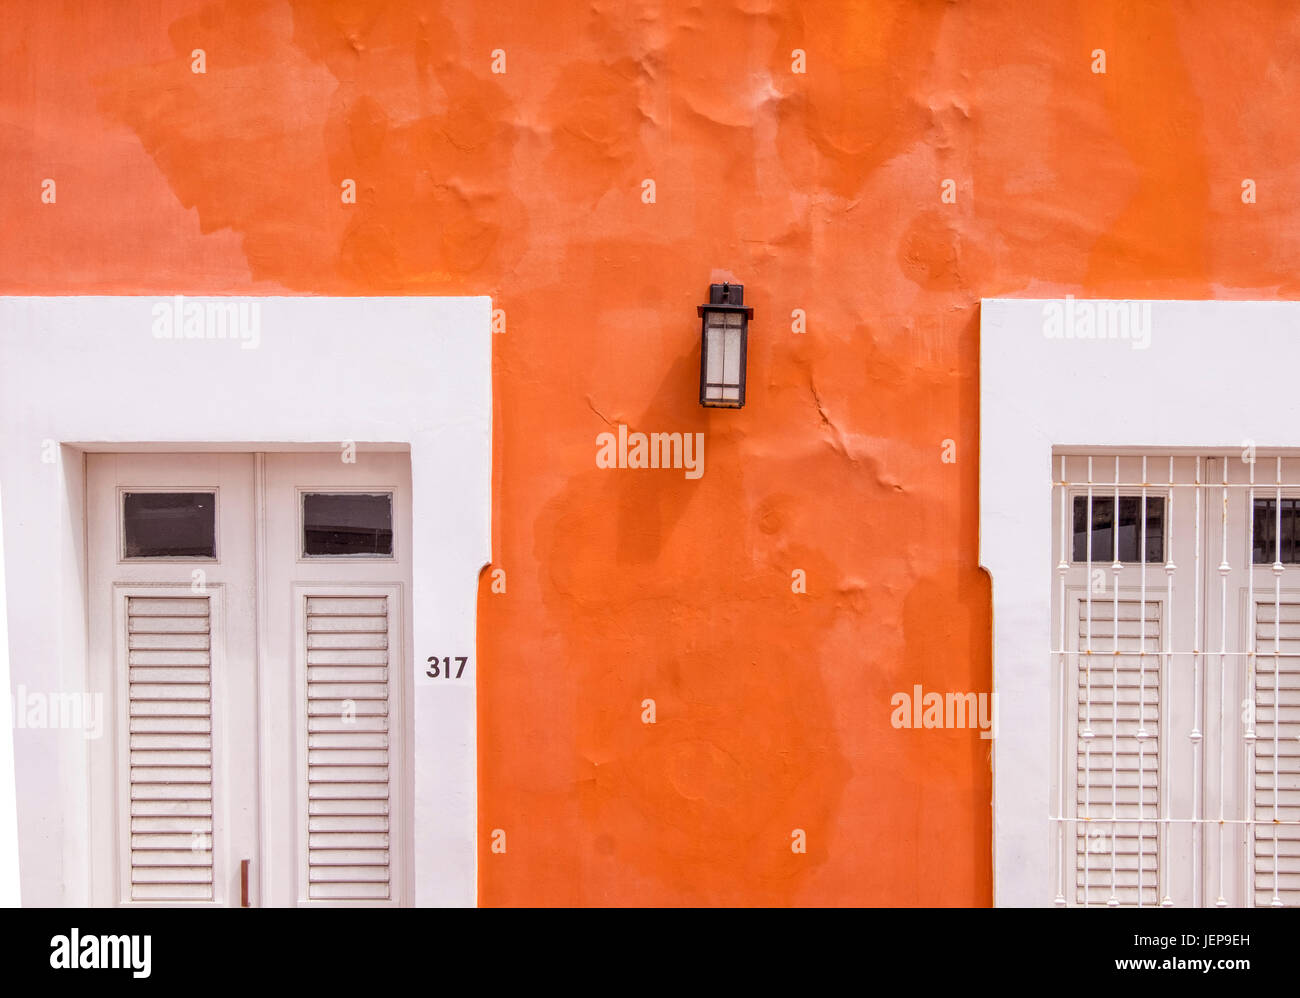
left=980, top=297, right=1300, bottom=906
left=0, top=296, right=491, bottom=907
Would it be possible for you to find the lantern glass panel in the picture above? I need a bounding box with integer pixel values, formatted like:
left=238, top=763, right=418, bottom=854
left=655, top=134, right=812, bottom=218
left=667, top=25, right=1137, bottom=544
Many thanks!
left=705, top=318, right=726, bottom=402
left=722, top=314, right=743, bottom=400
left=703, top=311, right=745, bottom=403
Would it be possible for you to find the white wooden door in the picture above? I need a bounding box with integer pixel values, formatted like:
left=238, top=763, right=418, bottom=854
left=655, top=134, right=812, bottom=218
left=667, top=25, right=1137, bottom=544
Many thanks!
left=261, top=451, right=411, bottom=906
left=88, top=453, right=257, bottom=906
left=87, top=450, right=410, bottom=907
left=1204, top=455, right=1300, bottom=908
left=1057, top=454, right=1187, bottom=906
left=1054, top=452, right=1300, bottom=907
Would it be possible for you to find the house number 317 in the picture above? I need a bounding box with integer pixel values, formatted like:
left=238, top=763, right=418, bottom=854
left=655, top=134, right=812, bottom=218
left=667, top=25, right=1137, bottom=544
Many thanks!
left=426, top=656, right=468, bottom=679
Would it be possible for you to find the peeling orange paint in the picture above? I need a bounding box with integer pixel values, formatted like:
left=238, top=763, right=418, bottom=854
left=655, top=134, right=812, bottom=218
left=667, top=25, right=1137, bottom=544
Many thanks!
left=4, top=0, right=1297, bottom=906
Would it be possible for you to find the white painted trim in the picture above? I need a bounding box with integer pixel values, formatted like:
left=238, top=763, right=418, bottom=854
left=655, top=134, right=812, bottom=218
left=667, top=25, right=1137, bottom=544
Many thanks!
left=253, top=451, right=269, bottom=909
left=980, top=298, right=1300, bottom=907
left=0, top=297, right=491, bottom=907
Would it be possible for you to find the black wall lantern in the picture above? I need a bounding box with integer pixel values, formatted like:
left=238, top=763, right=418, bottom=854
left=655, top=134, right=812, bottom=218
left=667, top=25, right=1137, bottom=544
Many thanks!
left=698, top=282, right=753, bottom=408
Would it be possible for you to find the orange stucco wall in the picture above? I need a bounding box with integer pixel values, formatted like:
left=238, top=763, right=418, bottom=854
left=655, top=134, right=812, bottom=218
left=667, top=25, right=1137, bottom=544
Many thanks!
left=3, top=0, right=1294, bottom=906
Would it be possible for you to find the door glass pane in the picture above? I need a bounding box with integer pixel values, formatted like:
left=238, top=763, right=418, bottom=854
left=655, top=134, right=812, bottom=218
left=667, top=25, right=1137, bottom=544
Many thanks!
left=1252, top=497, right=1300, bottom=564
left=122, top=491, right=216, bottom=559
left=302, top=492, right=393, bottom=557
left=1072, top=495, right=1164, bottom=563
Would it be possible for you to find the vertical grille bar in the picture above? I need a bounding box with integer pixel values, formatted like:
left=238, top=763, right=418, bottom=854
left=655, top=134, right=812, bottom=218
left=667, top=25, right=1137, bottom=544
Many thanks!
left=1215, top=460, right=1229, bottom=906
left=1056, top=454, right=1069, bottom=906
left=1160, top=455, right=1175, bottom=907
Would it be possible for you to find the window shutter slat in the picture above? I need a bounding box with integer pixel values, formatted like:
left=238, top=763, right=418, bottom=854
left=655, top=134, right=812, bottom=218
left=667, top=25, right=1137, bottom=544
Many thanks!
left=305, top=596, right=392, bottom=901
left=1076, top=599, right=1161, bottom=906
left=127, top=595, right=214, bottom=901
left=1254, top=600, right=1300, bottom=907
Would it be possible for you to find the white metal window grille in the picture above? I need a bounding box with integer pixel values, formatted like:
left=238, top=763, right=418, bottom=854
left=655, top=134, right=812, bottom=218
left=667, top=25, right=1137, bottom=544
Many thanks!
left=1253, top=599, right=1300, bottom=906
left=1074, top=598, right=1161, bottom=906
left=1052, top=452, right=1300, bottom=907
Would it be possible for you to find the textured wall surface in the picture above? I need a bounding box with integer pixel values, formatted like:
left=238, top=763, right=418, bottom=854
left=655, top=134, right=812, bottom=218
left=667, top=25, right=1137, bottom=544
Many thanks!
left=3, top=0, right=1296, bottom=906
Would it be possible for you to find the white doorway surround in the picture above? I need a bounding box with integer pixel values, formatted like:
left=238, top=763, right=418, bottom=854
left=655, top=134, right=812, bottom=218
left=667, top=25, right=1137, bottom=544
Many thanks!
left=0, top=297, right=491, bottom=907
left=981, top=298, right=1300, bottom=907
left=86, top=451, right=414, bottom=906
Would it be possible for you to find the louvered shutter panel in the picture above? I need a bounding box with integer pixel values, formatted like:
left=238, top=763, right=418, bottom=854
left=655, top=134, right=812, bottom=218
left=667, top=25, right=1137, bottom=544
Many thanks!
left=127, top=596, right=213, bottom=900
left=1253, top=600, right=1300, bottom=906
left=1076, top=599, right=1161, bottom=905
left=305, top=596, right=391, bottom=900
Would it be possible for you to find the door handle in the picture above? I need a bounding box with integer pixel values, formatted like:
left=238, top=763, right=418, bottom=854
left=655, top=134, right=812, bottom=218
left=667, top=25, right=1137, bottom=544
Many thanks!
left=240, top=858, right=250, bottom=907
